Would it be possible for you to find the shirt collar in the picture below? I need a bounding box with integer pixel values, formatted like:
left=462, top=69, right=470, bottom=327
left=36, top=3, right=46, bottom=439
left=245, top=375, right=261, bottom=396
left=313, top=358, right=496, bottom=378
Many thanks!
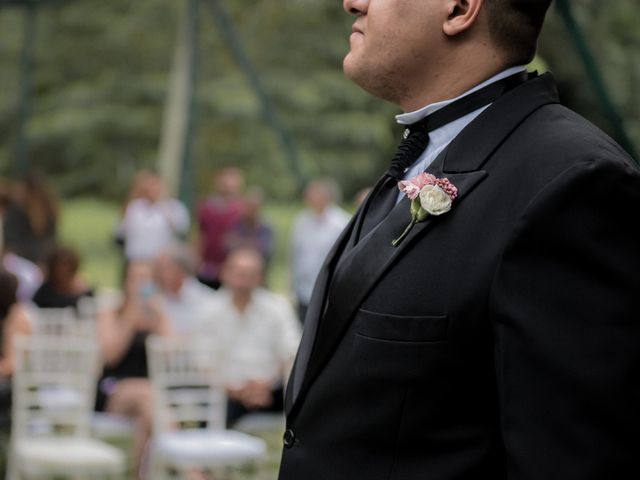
left=396, top=65, right=527, bottom=126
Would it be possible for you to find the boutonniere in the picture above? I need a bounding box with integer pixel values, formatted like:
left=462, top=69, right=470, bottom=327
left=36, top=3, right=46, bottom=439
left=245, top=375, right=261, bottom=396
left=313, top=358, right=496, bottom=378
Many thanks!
left=392, top=173, right=458, bottom=247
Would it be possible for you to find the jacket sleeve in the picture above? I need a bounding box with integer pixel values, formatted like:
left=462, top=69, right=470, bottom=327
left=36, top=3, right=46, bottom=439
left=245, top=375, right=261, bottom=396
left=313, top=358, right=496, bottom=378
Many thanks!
left=489, top=156, right=640, bottom=480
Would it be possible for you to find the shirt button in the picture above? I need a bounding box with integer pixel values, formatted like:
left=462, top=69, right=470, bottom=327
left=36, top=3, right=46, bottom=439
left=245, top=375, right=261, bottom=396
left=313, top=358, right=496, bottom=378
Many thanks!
left=283, top=428, right=296, bottom=448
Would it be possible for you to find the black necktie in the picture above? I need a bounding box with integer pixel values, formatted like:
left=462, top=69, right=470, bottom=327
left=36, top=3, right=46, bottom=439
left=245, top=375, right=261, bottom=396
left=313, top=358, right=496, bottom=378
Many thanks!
left=356, top=70, right=529, bottom=241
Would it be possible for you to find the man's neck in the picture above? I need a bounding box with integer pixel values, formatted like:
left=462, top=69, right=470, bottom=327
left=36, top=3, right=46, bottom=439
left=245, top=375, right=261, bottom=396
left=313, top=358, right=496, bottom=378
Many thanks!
left=232, top=291, right=253, bottom=313
left=399, top=53, right=509, bottom=112
left=396, top=65, right=527, bottom=125
left=311, top=205, right=328, bottom=217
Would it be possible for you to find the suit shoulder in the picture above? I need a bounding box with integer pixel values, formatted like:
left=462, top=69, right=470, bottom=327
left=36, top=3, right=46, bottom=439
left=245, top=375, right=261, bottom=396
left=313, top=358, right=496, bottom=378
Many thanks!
left=520, top=103, right=637, bottom=173
left=486, top=104, right=639, bottom=217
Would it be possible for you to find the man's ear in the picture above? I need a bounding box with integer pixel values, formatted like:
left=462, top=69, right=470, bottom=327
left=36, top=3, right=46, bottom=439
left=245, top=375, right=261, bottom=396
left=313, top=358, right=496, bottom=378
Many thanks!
left=443, top=0, right=484, bottom=37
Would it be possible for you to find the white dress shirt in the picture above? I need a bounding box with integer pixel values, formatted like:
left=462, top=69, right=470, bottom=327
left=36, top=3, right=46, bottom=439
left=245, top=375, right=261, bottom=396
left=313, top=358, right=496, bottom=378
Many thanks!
left=120, top=197, right=190, bottom=260
left=396, top=66, right=527, bottom=200
left=290, top=205, right=351, bottom=304
left=162, top=277, right=219, bottom=334
left=209, top=288, right=302, bottom=388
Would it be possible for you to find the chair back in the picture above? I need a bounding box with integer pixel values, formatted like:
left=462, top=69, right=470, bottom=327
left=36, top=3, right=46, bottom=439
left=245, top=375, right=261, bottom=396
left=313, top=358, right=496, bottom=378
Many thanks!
left=12, top=335, right=101, bottom=440
left=146, top=335, right=226, bottom=435
left=77, top=295, right=98, bottom=322
left=31, top=307, right=96, bottom=339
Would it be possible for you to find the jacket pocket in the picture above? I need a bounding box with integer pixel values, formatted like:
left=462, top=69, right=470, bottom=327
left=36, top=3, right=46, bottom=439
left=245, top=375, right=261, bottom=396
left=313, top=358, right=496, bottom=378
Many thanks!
left=355, top=308, right=449, bottom=343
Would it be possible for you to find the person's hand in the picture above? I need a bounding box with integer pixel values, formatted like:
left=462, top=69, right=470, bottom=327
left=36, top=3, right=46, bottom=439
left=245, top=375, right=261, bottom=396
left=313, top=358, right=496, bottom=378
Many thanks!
left=228, top=380, right=273, bottom=409
left=145, top=294, right=165, bottom=319
left=141, top=295, right=172, bottom=335
left=5, top=304, right=31, bottom=336
left=71, top=275, right=90, bottom=295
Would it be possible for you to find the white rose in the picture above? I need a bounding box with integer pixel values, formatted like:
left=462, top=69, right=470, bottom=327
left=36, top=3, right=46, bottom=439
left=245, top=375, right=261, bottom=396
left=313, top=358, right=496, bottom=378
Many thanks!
left=419, top=185, right=452, bottom=216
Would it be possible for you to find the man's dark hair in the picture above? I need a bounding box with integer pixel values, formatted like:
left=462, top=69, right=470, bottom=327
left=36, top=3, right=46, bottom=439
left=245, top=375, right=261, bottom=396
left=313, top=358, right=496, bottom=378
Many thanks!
left=486, top=0, right=553, bottom=66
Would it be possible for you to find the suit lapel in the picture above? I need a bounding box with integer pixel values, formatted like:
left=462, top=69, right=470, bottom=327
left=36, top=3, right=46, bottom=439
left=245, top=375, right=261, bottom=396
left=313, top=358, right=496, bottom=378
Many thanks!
left=287, top=177, right=390, bottom=412
left=293, top=155, right=486, bottom=409
left=288, top=73, right=560, bottom=415
left=286, top=210, right=358, bottom=413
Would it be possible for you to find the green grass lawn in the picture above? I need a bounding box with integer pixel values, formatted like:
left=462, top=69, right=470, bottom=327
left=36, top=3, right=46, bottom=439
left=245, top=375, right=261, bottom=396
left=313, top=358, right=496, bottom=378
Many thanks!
left=59, top=198, right=301, bottom=294
left=59, top=198, right=123, bottom=289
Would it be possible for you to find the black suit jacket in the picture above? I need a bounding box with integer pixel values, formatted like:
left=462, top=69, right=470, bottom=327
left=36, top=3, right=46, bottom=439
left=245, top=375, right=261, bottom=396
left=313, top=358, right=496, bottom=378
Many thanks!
left=279, top=73, right=640, bottom=480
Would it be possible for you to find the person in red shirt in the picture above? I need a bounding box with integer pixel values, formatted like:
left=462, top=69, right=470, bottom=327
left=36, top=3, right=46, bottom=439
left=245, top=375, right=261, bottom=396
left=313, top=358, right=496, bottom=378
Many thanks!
left=196, top=167, right=245, bottom=289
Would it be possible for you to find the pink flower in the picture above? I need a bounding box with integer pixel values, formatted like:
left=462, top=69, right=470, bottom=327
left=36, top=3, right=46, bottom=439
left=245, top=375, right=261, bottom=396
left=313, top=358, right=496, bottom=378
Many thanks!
left=392, top=173, right=459, bottom=247
left=435, top=177, right=458, bottom=200
left=398, top=172, right=436, bottom=200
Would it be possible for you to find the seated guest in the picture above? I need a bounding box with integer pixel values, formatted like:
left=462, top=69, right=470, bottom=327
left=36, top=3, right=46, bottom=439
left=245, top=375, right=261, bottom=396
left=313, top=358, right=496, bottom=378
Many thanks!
left=0, top=269, right=33, bottom=428
left=212, top=248, right=301, bottom=426
left=32, top=246, right=93, bottom=309
left=153, top=244, right=218, bottom=335
left=96, top=261, right=171, bottom=479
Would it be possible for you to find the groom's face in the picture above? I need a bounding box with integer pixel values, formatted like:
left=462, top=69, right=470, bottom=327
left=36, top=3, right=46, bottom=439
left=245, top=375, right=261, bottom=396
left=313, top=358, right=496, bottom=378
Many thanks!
left=342, top=0, right=446, bottom=104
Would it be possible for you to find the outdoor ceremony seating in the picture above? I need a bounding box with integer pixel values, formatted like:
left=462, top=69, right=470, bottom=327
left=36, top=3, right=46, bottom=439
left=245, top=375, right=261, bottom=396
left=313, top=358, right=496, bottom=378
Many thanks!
left=146, top=334, right=267, bottom=480
left=6, top=335, right=125, bottom=480
left=31, top=303, right=137, bottom=464
left=30, top=306, right=95, bottom=338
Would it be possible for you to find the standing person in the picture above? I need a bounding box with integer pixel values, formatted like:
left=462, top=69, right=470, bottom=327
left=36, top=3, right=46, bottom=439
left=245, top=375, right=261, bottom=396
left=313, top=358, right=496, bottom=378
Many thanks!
left=279, top=1, right=640, bottom=479
left=196, top=167, right=245, bottom=289
left=223, top=188, right=275, bottom=273
left=211, top=248, right=301, bottom=427
left=118, top=172, right=190, bottom=262
left=290, top=179, right=350, bottom=324
left=114, top=170, right=154, bottom=247
left=2, top=174, right=58, bottom=266
left=0, top=182, right=10, bottom=250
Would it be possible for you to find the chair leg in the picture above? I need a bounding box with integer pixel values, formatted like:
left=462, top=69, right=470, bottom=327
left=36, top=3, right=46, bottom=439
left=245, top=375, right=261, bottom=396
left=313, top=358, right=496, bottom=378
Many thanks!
left=5, top=448, right=19, bottom=480
left=147, top=452, right=167, bottom=480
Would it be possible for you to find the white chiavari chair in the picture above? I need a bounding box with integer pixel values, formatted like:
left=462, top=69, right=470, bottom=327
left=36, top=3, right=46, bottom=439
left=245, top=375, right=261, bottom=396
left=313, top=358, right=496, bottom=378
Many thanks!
left=6, top=335, right=125, bottom=480
left=146, top=334, right=266, bottom=480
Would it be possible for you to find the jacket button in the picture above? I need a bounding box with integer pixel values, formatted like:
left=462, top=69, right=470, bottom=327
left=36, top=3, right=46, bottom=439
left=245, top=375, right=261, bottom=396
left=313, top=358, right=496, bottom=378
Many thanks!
left=283, top=428, right=296, bottom=448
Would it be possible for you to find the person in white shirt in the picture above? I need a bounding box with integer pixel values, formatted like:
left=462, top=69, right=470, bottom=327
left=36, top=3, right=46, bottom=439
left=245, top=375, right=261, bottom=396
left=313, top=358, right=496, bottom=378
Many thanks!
left=153, top=243, right=218, bottom=334
left=118, top=173, right=190, bottom=262
left=290, top=179, right=351, bottom=324
left=211, top=247, right=301, bottom=426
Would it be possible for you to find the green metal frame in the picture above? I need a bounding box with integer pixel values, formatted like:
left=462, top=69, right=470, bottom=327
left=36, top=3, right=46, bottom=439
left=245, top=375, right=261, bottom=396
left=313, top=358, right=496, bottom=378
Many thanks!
left=1, top=0, right=64, bottom=177
left=555, top=0, right=638, bottom=161
left=205, top=0, right=306, bottom=189
left=2, top=0, right=637, bottom=182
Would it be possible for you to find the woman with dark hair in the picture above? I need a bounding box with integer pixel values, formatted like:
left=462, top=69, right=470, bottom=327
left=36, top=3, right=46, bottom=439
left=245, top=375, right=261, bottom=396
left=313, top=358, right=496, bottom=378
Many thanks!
left=2, top=174, right=58, bottom=266
left=32, top=246, right=93, bottom=309
left=0, top=269, right=32, bottom=427
left=96, top=261, right=171, bottom=478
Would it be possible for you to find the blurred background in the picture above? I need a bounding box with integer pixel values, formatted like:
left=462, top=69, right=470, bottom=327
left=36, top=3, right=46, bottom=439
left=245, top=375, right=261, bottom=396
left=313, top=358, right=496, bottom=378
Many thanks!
left=0, top=1, right=638, bottom=478
left=0, top=0, right=638, bottom=289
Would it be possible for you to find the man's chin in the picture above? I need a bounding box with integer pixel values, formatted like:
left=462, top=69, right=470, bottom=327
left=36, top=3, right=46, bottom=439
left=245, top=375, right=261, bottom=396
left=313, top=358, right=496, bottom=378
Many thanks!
left=343, top=55, right=366, bottom=86
left=344, top=69, right=401, bottom=107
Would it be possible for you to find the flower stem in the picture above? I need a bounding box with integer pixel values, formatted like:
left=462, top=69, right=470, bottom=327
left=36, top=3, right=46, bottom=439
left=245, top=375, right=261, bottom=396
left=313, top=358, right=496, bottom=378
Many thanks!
left=391, top=219, right=417, bottom=247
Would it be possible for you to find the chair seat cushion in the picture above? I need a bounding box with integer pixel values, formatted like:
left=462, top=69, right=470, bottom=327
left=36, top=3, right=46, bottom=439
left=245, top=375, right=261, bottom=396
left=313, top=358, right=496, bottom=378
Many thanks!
left=153, top=429, right=266, bottom=468
left=16, top=437, right=125, bottom=475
